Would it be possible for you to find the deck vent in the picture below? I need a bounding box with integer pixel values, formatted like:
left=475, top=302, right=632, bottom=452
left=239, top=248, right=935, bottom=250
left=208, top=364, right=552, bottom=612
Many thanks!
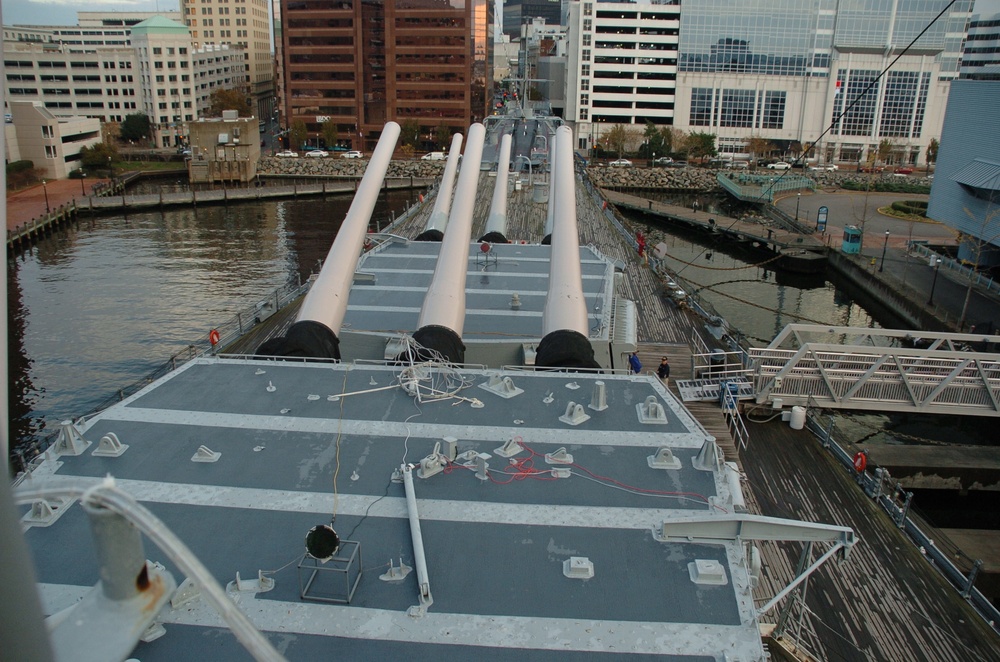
left=636, top=396, right=667, bottom=424
left=480, top=374, right=524, bottom=399
left=92, top=432, right=128, bottom=457
left=563, top=556, right=594, bottom=579
left=54, top=420, right=91, bottom=456
left=559, top=402, right=590, bottom=426
left=689, top=559, right=728, bottom=586
left=647, top=447, right=682, bottom=470
left=589, top=380, right=608, bottom=411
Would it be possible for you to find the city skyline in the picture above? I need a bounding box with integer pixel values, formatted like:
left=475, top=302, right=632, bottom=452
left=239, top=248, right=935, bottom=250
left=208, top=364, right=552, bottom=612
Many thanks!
left=3, top=0, right=1000, bottom=29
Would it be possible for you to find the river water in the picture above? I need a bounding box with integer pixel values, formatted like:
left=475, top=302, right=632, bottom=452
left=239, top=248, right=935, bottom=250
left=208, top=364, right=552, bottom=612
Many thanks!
left=7, top=189, right=417, bottom=463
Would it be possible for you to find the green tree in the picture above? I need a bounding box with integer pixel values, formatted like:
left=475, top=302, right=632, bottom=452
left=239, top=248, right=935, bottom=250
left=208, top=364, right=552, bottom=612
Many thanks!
left=400, top=119, right=421, bottom=149
left=208, top=88, right=252, bottom=117
left=79, top=142, right=120, bottom=170
left=605, top=124, right=631, bottom=158
left=745, top=135, right=774, bottom=168
left=660, top=127, right=681, bottom=156
left=638, top=122, right=666, bottom=159
left=119, top=113, right=151, bottom=143
left=321, top=119, right=339, bottom=149
left=685, top=132, right=717, bottom=163
left=434, top=123, right=452, bottom=149
left=290, top=120, right=308, bottom=151
left=926, top=138, right=939, bottom=168
left=876, top=138, right=896, bottom=165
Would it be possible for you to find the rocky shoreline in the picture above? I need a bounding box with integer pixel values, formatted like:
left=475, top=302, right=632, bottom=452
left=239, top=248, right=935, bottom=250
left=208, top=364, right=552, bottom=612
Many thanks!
left=258, top=156, right=446, bottom=179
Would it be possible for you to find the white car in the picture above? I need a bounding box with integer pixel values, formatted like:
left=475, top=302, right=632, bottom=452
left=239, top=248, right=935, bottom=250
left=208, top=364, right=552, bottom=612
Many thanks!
left=341, top=150, right=363, bottom=159
left=610, top=158, right=632, bottom=167
left=421, top=152, right=446, bottom=161
left=808, top=164, right=838, bottom=172
left=275, top=150, right=299, bottom=158
left=305, top=150, right=329, bottom=158
left=767, top=161, right=791, bottom=170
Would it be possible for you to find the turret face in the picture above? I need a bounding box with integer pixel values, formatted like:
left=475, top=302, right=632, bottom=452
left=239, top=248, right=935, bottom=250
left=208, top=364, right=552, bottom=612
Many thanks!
left=256, top=122, right=401, bottom=359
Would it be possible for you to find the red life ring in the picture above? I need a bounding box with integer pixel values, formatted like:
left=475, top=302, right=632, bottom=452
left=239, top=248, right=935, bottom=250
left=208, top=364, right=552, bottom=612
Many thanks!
left=852, top=451, right=867, bottom=473
left=209, top=329, right=221, bottom=346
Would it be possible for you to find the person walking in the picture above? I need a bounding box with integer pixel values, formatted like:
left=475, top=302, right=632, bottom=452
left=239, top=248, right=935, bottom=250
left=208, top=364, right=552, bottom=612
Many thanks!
left=657, top=357, right=670, bottom=386
left=628, top=351, right=642, bottom=375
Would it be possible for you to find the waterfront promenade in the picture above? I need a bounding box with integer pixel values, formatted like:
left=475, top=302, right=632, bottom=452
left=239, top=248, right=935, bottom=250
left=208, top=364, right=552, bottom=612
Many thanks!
left=6, top=177, right=110, bottom=233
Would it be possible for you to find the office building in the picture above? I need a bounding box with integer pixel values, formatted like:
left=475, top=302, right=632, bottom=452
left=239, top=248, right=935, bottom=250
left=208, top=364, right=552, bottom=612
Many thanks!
left=961, top=13, right=1000, bottom=78
left=181, top=0, right=275, bottom=120
left=281, top=0, right=490, bottom=151
left=4, top=100, right=102, bottom=179
left=564, top=0, right=973, bottom=165
left=502, top=0, right=561, bottom=38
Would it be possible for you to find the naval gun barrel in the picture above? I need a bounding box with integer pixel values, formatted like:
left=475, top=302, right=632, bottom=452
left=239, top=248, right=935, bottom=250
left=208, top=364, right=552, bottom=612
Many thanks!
left=256, top=122, right=401, bottom=359
left=410, top=123, right=486, bottom=364
left=535, top=125, right=600, bottom=370
left=416, top=133, right=464, bottom=242
left=480, top=132, right=512, bottom=243
left=542, top=131, right=557, bottom=244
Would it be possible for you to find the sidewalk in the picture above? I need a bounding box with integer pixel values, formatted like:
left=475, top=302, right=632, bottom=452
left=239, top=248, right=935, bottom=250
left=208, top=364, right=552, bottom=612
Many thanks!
left=6, top=178, right=108, bottom=233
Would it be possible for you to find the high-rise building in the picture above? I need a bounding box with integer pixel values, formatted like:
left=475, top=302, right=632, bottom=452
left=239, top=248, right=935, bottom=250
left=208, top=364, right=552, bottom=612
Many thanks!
left=565, top=0, right=973, bottom=166
left=3, top=16, right=248, bottom=148
left=180, top=0, right=274, bottom=120
left=502, top=0, right=561, bottom=38
left=281, top=0, right=490, bottom=152
left=961, top=13, right=1000, bottom=78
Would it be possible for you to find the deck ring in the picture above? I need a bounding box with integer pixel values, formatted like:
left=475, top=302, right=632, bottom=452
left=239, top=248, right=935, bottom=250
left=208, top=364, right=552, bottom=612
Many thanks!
left=852, top=451, right=867, bottom=473
left=209, top=329, right=221, bottom=346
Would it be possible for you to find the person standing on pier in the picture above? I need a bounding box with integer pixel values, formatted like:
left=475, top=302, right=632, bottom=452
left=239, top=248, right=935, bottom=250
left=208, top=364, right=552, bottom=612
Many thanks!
left=657, top=357, right=670, bottom=386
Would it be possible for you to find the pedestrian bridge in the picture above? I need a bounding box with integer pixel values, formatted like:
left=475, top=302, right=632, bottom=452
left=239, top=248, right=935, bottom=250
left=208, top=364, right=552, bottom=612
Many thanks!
left=750, top=325, right=1000, bottom=416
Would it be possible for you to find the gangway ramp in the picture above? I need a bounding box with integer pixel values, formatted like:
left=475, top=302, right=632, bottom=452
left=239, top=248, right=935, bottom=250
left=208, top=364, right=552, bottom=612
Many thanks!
left=751, top=324, right=1000, bottom=416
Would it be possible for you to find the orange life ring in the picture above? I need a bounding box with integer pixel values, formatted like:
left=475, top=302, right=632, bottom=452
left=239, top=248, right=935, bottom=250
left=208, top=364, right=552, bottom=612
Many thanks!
left=209, top=329, right=221, bottom=346
left=852, top=451, right=867, bottom=473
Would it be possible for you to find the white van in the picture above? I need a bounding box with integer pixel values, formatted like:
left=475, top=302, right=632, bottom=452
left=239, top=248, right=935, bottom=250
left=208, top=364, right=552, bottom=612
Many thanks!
left=421, top=152, right=446, bottom=161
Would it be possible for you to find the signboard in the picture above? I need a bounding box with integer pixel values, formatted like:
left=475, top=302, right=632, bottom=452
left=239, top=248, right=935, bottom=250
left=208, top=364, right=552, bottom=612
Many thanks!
left=816, top=205, right=829, bottom=232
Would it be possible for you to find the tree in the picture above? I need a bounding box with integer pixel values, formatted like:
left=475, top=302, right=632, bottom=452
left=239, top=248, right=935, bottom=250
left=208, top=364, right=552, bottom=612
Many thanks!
left=290, top=120, right=308, bottom=151
left=926, top=138, right=939, bottom=172
left=208, top=88, right=251, bottom=117
left=400, top=119, right=421, bottom=149
left=660, top=127, right=681, bottom=156
left=119, top=113, right=151, bottom=143
left=876, top=138, right=896, bottom=166
left=638, top=122, right=667, bottom=159
left=685, top=132, right=718, bottom=163
left=745, top=135, right=774, bottom=168
left=321, top=119, right=339, bottom=149
left=434, top=123, right=452, bottom=149
left=79, top=142, right=120, bottom=169
left=604, top=124, right=640, bottom=158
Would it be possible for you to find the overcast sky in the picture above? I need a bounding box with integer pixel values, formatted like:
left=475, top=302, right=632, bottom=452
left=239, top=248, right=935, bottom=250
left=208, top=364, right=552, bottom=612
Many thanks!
left=1, top=0, right=999, bottom=31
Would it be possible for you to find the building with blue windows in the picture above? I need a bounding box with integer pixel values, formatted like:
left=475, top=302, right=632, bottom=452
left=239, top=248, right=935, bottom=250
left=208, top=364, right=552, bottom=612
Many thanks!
left=566, top=0, right=973, bottom=166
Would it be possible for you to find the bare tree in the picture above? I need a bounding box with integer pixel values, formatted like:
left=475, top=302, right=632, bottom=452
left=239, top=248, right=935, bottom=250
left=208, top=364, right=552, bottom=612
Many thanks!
left=745, top=135, right=774, bottom=168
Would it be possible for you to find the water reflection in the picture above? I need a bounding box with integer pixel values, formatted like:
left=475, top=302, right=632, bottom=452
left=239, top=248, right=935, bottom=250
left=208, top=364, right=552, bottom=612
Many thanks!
left=7, top=190, right=416, bottom=463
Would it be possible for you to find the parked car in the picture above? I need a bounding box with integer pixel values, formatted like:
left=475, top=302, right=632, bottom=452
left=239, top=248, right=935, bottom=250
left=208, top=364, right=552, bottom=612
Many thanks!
left=894, top=166, right=914, bottom=175
left=609, top=158, right=632, bottom=167
left=858, top=165, right=885, bottom=173
left=767, top=161, right=791, bottom=170
left=421, top=152, right=446, bottom=161
left=305, top=150, right=329, bottom=158
left=808, top=164, right=838, bottom=172
left=668, top=160, right=688, bottom=168
left=652, top=156, right=674, bottom=167
left=275, top=150, right=299, bottom=158
left=729, top=161, right=750, bottom=169
left=341, top=150, right=363, bottom=159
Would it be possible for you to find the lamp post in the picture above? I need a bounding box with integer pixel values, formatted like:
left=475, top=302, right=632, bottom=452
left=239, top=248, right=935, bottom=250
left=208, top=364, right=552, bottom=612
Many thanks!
left=107, top=156, right=113, bottom=182
left=42, top=179, right=50, bottom=213
left=879, top=230, right=889, bottom=272
left=795, top=192, right=801, bottom=221
left=80, top=171, right=86, bottom=196
left=927, top=257, right=943, bottom=305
